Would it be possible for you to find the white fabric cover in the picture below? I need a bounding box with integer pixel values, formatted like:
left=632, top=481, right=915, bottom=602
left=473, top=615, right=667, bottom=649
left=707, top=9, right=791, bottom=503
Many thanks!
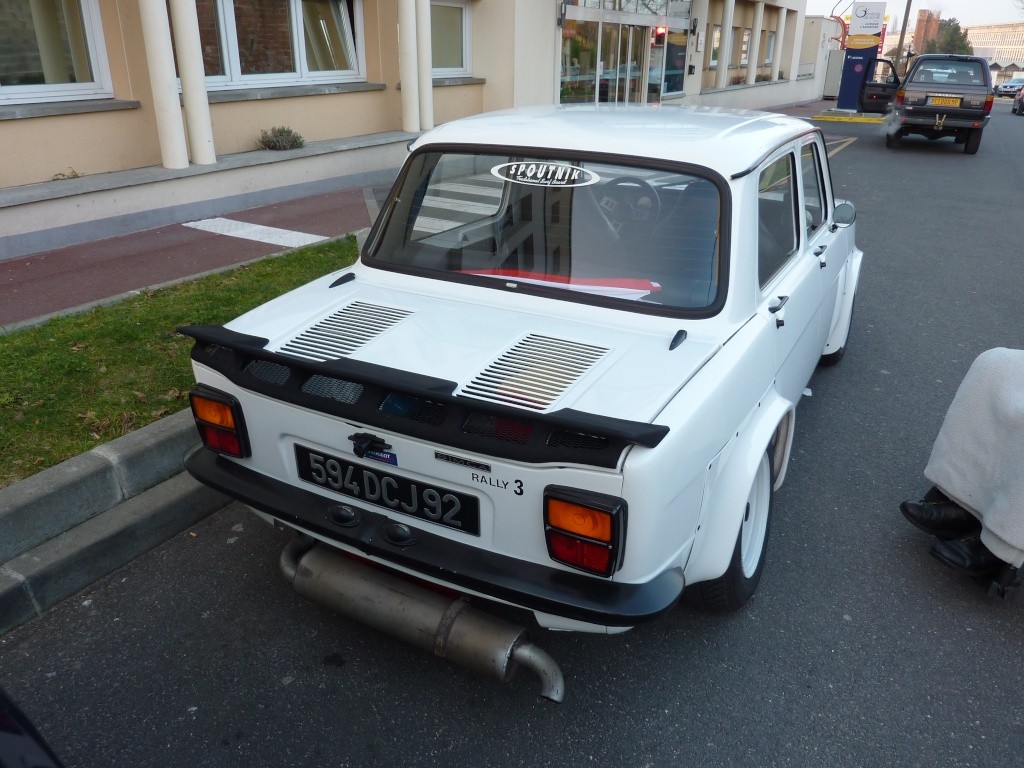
left=924, top=348, right=1024, bottom=568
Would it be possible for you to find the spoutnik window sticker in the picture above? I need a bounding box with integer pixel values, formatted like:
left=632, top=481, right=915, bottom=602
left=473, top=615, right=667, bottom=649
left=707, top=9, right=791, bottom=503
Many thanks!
left=491, top=161, right=600, bottom=187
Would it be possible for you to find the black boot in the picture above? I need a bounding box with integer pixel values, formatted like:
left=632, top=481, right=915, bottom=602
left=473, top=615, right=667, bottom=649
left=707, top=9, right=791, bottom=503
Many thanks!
left=930, top=535, right=1002, bottom=578
left=900, top=500, right=980, bottom=540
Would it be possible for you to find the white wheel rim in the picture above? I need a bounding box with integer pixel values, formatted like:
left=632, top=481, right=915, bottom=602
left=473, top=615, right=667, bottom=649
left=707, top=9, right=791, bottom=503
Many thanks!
left=740, top=455, right=771, bottom=578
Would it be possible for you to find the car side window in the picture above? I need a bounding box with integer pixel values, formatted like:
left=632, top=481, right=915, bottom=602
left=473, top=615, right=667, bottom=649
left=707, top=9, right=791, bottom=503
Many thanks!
left=758, top=154, right=798, bottom=287
left=800, top=143, right=826, bottom=237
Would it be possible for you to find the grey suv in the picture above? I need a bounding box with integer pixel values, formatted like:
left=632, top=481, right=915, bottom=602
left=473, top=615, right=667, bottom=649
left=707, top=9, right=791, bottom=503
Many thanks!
left=858, top=54, right=994, bottom=155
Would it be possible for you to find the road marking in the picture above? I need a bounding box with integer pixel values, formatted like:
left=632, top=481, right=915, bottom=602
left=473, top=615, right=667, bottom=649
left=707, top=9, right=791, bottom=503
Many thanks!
left=183, top=217, right=328, bottom=247
left=826, top=137, right=858, bottom=158
left=812, top=114, right=884, bottom=124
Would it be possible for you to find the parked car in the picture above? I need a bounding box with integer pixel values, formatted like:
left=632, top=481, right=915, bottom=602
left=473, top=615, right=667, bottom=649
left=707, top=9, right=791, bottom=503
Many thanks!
left=996, top=77, right=1024, bottom=97
left=180, top=106, right=861, bottom=697
left=860, top=54, right=993, bottom=154
left=1012, top=86, right=1024, bottom=115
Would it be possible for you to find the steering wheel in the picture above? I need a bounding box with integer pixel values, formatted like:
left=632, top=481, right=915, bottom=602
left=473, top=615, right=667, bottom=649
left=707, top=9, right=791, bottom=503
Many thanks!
left=597, top=176, right=662, bottom=239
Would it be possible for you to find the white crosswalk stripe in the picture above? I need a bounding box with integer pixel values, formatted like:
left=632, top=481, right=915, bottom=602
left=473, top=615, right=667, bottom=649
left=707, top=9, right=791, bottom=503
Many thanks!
left=183, top=217, right=328, bottom=247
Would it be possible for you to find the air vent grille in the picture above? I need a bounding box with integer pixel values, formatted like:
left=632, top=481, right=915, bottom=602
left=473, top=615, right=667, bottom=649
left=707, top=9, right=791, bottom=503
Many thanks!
left=460, top=334, right=609, bottom=411
left=279, top=301, right=412, bottom=361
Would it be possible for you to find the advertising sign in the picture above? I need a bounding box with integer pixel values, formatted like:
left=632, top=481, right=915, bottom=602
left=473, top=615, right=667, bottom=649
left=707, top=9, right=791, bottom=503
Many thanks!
left=836, top=2, right=887, bottom=110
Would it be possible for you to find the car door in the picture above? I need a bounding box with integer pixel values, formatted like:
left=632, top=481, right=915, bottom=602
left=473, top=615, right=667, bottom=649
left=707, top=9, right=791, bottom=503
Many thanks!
left=797, top=137, right=846, bottom=344
left=859, top=58, right=900, bottom=113
left=754, top=150, right=825, bottom=405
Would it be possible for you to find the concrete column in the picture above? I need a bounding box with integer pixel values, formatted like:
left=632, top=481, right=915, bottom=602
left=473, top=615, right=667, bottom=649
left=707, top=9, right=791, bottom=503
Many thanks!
left=138, top=0, right=189, bottom=169
left=685, top=0, right=711, bottom=97
left=788, top=7, right=805, bottom=83
left=168, top=0, right=216, bottom=165
left=29, top=0, right=65, bottom=84
left=415, top=0, right=434, bottom=130
left=745, top=1, right=764, bottom=85
left=715, top=0, right=736, bottom=90
left=771, top=9, right=786, bottom=81
left=398, top=0, right=420, bottom=133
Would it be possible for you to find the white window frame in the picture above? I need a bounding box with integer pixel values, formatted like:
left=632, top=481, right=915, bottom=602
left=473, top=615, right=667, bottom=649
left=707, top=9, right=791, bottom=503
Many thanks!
left=430, top=0, right=471, bottom=77
left=764, top=31, right=776, bottom=65
left=0, top=0, right=113, bottom=105
left=205, top=0, right=366, bottom=91
left=740, top=28, right=751, bottom=66
left=709, top=25, right=721, bottom=69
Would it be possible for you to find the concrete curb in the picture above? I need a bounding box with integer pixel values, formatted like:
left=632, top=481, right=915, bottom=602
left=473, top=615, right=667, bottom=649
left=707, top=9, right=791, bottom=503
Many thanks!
left=0, top=410, right=202, bottom=564
left=0, top=472, right=228, bottom=635
left=0, top=410, right=230, bottom=636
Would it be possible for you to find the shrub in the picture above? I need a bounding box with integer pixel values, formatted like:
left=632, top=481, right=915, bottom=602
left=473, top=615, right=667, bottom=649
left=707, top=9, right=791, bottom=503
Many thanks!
left=256, top=126, right=306, bottom=151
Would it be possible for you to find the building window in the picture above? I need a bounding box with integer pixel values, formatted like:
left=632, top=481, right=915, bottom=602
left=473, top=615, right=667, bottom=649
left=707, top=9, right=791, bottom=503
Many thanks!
left=764, top=31, right=776, bottom=64
left=709, top=25, right=721, bottom=68
left=0, top=0, right=112, bottom=104
left=740, top=28, right=751, bottom=66
left=431, top=0, right=470, bottom=76
left=192, top=0, right=363, bottom=89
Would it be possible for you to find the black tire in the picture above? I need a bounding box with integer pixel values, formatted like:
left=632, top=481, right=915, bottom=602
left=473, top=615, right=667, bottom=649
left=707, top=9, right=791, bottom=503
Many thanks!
left=964, top=128, right=983, bottom=155
left=686, top=451, right=772, bottom=612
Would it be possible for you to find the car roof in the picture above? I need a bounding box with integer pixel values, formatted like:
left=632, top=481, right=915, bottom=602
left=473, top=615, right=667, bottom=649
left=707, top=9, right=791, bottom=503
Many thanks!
left=412, top=105, right=815, bottom=179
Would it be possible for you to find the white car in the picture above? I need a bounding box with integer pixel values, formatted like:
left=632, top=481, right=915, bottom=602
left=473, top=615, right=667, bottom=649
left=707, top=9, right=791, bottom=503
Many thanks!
left=181, top=105, right=861, bottom=698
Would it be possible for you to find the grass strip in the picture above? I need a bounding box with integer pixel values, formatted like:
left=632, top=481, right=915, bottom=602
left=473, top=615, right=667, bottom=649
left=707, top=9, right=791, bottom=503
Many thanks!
left=0, top=237, right=357, bottom=489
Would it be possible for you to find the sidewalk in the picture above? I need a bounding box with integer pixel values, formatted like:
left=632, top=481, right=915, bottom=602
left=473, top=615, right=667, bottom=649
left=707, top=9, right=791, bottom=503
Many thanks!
left=0, top=97, right=873, bottom=636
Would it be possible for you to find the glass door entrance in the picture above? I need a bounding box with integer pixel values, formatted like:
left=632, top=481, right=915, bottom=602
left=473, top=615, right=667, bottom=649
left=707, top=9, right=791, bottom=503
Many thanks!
left=599, top=23, right=646, bottom=103
left=560, top=20, right=651, bottom=105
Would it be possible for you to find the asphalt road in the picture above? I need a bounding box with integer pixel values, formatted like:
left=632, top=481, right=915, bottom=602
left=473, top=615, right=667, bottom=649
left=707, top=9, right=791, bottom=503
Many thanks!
left=2, top=102, right=1023, bottom=768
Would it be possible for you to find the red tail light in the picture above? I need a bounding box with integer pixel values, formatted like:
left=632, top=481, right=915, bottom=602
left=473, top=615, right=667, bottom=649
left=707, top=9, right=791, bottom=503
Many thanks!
left=189, top=386, right=250, bottom=458
left=983, top=93, right=994, bottom=114
left=544, top=487, right=626, bottom=577
left=893, top=89, right=905, bottom=107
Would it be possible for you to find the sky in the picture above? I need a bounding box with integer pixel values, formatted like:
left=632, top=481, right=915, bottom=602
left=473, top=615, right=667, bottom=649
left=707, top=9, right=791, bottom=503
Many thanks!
left=803, top=0, right=1022, bottom=29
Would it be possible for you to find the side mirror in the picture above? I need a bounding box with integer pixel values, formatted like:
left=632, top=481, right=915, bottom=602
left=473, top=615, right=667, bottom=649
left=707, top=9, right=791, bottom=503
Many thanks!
left=830, top=202, right=856, bottom=231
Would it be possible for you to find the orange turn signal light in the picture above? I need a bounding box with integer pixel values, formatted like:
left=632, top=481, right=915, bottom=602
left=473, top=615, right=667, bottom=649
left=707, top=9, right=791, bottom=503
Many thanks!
left=546, top=498, right=612, bottom=543
left=191, top=395, right=237, bottom=429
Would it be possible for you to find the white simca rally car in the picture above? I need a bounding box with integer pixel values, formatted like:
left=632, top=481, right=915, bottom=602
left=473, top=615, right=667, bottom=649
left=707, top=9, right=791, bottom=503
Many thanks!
left=181, top=106, right=860, bottom=698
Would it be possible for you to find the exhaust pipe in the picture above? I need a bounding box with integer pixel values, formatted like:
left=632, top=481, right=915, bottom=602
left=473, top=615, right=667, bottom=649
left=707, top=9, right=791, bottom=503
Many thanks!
left=280, top=537, right=565, bottom=702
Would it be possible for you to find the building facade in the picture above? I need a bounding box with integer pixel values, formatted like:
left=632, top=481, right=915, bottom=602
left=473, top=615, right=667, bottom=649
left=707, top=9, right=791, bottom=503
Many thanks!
left=1, top=0, right=833, bottom=259
left=966, top=21, right=1024, bottom=82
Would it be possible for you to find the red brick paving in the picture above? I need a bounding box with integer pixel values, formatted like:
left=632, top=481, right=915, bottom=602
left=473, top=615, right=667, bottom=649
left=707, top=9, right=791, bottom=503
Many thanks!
left=0, top=187, right=374, bottom=327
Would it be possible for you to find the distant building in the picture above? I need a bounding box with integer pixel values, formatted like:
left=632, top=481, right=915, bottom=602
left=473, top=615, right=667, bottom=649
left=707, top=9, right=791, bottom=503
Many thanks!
left=966, top=22, right=1024, bottom=82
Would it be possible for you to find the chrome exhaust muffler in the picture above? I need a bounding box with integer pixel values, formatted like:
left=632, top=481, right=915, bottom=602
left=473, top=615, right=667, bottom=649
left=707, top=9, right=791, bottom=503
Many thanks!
left=280, top=537, right=565, bottom=702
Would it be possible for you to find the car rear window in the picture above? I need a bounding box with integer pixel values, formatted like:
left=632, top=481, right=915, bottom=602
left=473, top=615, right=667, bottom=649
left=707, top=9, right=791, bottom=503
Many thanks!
left=366, top=151, right=724, bottom=312
left=910, top=61, right=985, bottom=85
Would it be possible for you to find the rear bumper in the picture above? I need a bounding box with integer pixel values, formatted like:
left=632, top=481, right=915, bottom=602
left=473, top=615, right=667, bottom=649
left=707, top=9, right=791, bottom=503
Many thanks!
left=894, top=111, right=990, bottom=131
left=185, top=446, right=685, bottom=627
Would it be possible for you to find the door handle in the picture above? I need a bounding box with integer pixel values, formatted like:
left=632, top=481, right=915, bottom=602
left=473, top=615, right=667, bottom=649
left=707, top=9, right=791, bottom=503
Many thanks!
left=768, top=295, right=788, bottom=328
left=813, top=245, right=827, bottom=256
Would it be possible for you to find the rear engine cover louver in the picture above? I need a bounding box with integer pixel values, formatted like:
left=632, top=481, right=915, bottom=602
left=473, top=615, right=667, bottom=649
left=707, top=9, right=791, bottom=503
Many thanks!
left=279, top=301, right=413, bottom=361
left=460, top=334, right=610, bottom=411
